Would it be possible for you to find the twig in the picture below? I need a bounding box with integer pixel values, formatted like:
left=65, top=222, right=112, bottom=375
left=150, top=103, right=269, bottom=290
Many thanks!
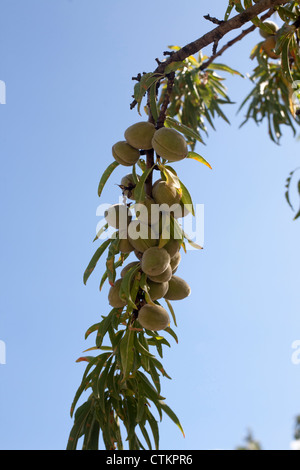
left=200, top=7, right=276, bottom=71
left=130, top=0, right=288, bottom=111
left=204, top=14, right=225, bottom=25
left=153, top=0, right=288, bottom=75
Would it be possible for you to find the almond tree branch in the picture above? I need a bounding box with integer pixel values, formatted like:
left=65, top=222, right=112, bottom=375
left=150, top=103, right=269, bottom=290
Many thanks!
left=153, top=0, right=288, bottom=74
left=200, top=7, right=276, bottom=71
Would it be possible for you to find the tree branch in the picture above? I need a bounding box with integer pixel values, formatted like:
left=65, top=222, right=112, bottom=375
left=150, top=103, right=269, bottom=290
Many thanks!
left=153, top=0, right=289, bottom=75
left=200, top=7, right=276, bottom=71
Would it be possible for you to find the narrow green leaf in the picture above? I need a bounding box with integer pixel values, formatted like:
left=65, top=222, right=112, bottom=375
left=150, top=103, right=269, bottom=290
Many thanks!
left=85, top=322, right=101, bottom=340
left=93, top=223, right=109, bottom=242
left=99, top=254, right=130, bottom=291
left=98, top=161, right=119, bottom=198
left=178, top=177, right=195, bottom=216
left=165, top=116, right=204, bottom=144
left=133, top=165, right=155, bottom=202
left=224, top=2, right=234, bottom=20
left=120, top=263, right=141, bottom=310
left=97, top=355, right=113, bottom=411
left=281, top=37, right=293, bottom=83
left=67, top=400, right=93, bottom=450
left=149, top=83, right=159, bottom=124
left=96, top=310, right=117, bottom=348
left=120, top=329, right=135, bottom=380
left=207, top=63, right=244, bottom=77
left=164, top=326, right=178, bottom=344
left=186, top=151, right=212, bottom=169
left=160, top=401, right=185, bottom=438
left=134, top=73, right=163, bottom=115
left=164, top=298, right=177, bottom=327
left=183, top=229, right=203, bottom=250
left=83, top=238, right=111, bottom=285
left=136, top=371, right=165, bottom=402
left=164, top=61, right=185, bottom=74
left=139, top=423, right=152, bottom=450
left=146, top=409, right=160, bottom=450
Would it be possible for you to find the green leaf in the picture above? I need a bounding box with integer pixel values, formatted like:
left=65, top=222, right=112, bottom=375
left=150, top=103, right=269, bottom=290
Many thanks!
left=120, top=263, right=141, bottom=310
left=149, top=83, right=159, bottom=124
left=154, top=360, right=172, bottom=381
left=134, top=73, right=163, bottom=115
left=67, top=400, right=93, bottom=450
left=160, top=401, right=185, bottom=438
left=120, top=329, right=135, bottom=380
left=83, top=238, right=112, bottom=285
left=105, top=236, right=120, bottom=285
left=96, top=310, right=117, bottom=348
left=164, top=298, right=177, bottom=327
left=136, top=371, right=165, bottom=402
left=178, top=177, right=195, bottom=216
left=164, top=61, right=185, bottom=74
left=133, top=165, right=155, bottom=203
left=97, top=355, right=113, bottom=411
left=82, top=416, right=100, bottom=450
left=93, top=223, right=109, bottom=242
left=158, top=163, right=181, bottom=189
left=99, top=253, right=130, bottom=291
left=97, top=161, right=119, bottom=198
left=139, top=272, right=157, bottom=306
left=165, top=116, right=204, bottom=144
left=224, top=2, right=234, bottom=20
left=169, top=215, right=184, bottom=243
left=164, top=326, right=178, bottom=344
left=207, top=63, right=244, bottom=77
left=146, top=408, right=160, bottom=450
left=183, top=229, right=203, bottom=250
left=280, top=37, right=293, bottom=83
left=139, top=423, right=152, bottom=450
left=85, top=322, right=101, bottom=340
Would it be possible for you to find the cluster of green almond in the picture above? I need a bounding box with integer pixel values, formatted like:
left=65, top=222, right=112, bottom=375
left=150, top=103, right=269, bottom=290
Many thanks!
left=104, top=121, right=191, bottom=332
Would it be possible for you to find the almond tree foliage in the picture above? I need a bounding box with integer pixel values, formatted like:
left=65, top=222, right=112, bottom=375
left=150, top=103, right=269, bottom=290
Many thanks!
left=67, top=0, right=300, bottom=450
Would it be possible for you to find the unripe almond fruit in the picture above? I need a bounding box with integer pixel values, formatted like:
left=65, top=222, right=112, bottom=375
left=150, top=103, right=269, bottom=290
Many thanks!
left=170, top=251, right=181, bottom=272
left=112, top=141, right=140, bottom=166
left=119, top=237, right=135, bottom=254
left=124, top=121, right=156, bottom=150
left=104, top=204, right=132, bottom=230
left=121, top=261, right=140, bottom=278
left=164, top=275, right=191, bottom=300
left=138, top=304, right=170, bottom=331
left=262, top=36, right=279, bottom=59
left=148, top=264, right=173, bottom=282
left=108, top=279, right=127, bottom=308
left=152, top=180, right=181, bottom=207
left=152, top=127, right=188, bottom=162
left=259, top=20, right=279, bottom=39
left=141, top=246, right=170, bottom=277
left=146, top=279, right=169, bottom=301
left=163, top=238, right=181, bottom=258
left=127, top=220, right=158, bottom=252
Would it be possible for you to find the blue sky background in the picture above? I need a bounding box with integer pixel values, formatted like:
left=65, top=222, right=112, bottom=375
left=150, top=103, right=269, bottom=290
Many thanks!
left=0, top=0, right=300, bottom=450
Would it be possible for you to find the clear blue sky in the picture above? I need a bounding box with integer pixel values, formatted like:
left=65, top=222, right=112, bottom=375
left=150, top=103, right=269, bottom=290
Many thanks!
left=0, top=0, right=300, bottom=450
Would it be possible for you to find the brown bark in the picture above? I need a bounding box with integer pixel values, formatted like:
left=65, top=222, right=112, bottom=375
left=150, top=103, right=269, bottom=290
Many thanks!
left=154, top=0, right=289, bottom=75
